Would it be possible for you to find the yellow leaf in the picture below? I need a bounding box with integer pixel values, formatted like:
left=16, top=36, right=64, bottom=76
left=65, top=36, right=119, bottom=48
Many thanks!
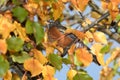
left=46, top=46, right=54, bottom=55
left=93, top=31, right=107, bottom=44
left=31, top=49, right=48, bottom=64
left=42, top=42, right=55, bottom=55
left=67, top=69, right=77, bottom=80
left=24, top=3, right=39, bottom=15
left=24, top=58, right=43, bottom=77
left=100, top=67, right=114, bottom=80
left=0, top=15, right=16, bottom=39
left=13, top=21, right=30, bottom=42
left=0, top=39, right=7, bottom=54
left=36, top=1, right=50, bottom=24
left=106, top=48, right=120, bottom=66
left=82, top=18, right=91, bottom=27
left=97, top=53, right=104, bottom=66
left=85, top=31, right=94, bottom=42
left=70, top=0, right=89, bottom=12
left=65, top=28, right=85, bottom=40
left=44, top=30, right=48, bottom=43
left=75, top=48, right=93, bottom=66
left=91, top=43, right=105, bottom=66
left=42, top=65, right=56, bottom=80
left=91, top=43, right=103, bottom=55
left=101, top=1, right=109, bottom=10
left=91, top=12, right=101, bottom=19
left=3, top=70, right=12, bottom=80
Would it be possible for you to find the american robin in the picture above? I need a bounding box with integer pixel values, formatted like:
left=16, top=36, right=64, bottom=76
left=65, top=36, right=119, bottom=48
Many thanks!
left=47, top=21, right=100, bottom=65
left=48, top=26, right=73, bottom=48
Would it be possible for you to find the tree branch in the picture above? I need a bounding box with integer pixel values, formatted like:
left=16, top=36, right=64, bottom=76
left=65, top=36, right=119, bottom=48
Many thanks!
left=83, top=11, right=110, bottom=31
left=97, top=24, right=120, bottom=43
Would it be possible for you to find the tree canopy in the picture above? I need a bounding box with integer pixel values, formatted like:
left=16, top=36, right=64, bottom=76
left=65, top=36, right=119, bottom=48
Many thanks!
left=0, top=0, right=120, bottom=80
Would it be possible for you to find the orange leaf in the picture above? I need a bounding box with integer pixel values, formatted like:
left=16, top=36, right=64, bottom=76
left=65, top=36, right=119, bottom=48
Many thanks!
left=42, top=65, right=56, bottom=80
left=82, top=18, right=92, bottom=27
left=68, top=44, right=76, bottom=64
left=91, top=43, right=105, bottom=66
left=102, top=0, right=120, bottom=19
left=0, top=39, right=7, bottom=54
left=52, top=1, right=64, bottom=20
left=68, top=44, right=76, bottom=55
left=65, top=28, right=85, bottom=40
left=3, top=70, right=12, bottom=80
left=75, top=48, right=93, bottom=66
left=4, top=10, right=12, bottom=20
left=70, top=0, right=89, bottom=12
left=24, top=58, right=43, bottom=77
left=31, top=49, right=48, bottom=64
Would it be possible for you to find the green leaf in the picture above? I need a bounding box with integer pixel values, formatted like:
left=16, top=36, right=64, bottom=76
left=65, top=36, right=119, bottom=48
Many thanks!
left=7, top=37, right=24, bottom=52
left=12, top=6, right=28, bottom=23
left=12, top=0, right=21, bottom=5
left=0, top=55, right=9, bottom=77
left=116, top=14, right=120, bottom=21
left=100, top=43, right=112, bottom=54
left=117, top=27, right=120, bottom=33
left=33, top=22, right=44, bottom=45
left=73, top=72, right=93, bottom=80
left=11, top=51, right=31, bottom=63
left=25, top=19, right=34, bottom=34
left=48, top=54, right=62, bottom=70
left=62, top=58, right=71, bottom=64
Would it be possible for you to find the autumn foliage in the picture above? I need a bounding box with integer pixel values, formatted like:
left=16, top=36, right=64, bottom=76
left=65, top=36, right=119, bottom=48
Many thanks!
left=0, top=0, right=120, bottom=80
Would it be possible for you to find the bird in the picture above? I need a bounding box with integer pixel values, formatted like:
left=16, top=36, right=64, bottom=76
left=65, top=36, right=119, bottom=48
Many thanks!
left=48, top=26, right=73, bottom=48
left=47, top=21, right=100, bottom=65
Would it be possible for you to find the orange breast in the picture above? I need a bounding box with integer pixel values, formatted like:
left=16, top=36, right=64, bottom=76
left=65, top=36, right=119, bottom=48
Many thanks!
left=48, top=26, right=73, bottom=48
